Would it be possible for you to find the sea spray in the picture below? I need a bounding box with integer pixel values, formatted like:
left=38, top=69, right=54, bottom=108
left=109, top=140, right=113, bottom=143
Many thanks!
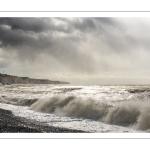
left=30, top=95, right=75, bottom=113
left=0, top=97, right=38, bottom=106
left=30, top=95, right=109, bottom=120
left=103, top=101, right=150, bottom=130
left=30, top=95, right=150, bottom=130
left=104, top=102, right=140, bottom=126
left=1, top=84, right=150, bottom=131
left=134, top=105, right=150, bottom=130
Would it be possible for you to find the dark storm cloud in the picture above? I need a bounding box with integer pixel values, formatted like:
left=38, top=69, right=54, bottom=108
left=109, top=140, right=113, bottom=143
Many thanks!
left=0, top=18, right=96, bottom=48
left=1, top=17, right=150, bottom=75
left=0, top=17, right=100, bottom=72
left=0, top=18, right=72, bottom=33
left=0, top=18, right=50, bottom=32
left=0, top=17, right=112, bottom=47
left=0, top=25, right=35, bottom=47
left=0, top=24, right=56, bottom=49
left=73, top=18, right=96, bottom=32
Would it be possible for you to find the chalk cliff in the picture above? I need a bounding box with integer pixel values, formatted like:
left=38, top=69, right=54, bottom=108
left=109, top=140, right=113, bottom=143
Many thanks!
left=0, top=73, right=70, bottom=85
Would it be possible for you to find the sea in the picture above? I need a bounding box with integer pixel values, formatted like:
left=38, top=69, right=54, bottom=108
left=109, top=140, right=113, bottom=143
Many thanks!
left=0, top=84, right=150, bottom=133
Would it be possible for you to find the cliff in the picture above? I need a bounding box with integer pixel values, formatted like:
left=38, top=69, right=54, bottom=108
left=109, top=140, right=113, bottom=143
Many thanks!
left=0, top=73, right=70, bottom=85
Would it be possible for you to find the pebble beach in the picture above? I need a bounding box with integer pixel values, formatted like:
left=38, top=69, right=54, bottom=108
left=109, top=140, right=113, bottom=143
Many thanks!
left=0, top=108, right=85, bottom=133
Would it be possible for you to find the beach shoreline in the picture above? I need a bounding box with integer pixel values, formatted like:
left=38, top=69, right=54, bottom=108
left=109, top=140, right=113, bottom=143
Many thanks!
left=0, top=108, right=86, bottom=133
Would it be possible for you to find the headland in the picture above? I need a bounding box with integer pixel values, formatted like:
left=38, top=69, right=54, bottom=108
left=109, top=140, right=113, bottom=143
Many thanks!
left=0, top=73, right=70, bottom=85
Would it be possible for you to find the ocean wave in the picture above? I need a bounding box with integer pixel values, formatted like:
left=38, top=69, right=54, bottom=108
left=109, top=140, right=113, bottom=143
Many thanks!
left=1, top=93, right=150, bottom=130
left=0, top=97, right=38, bottom=106
left=30, top=95, right=150, bottom=130
left=104, top=101, right=150, bottom=130
left=30, top=95, right=110, bottom=120
left=128, top=88, right=150, bottom=93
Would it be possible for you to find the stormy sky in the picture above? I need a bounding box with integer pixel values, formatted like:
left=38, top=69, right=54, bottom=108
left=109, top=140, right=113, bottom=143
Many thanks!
left=0, top=17, right=150, bottom=85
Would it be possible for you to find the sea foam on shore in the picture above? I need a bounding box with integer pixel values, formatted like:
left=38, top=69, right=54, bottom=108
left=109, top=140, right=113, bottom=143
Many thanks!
left=0, top=84, right=149, bottom=132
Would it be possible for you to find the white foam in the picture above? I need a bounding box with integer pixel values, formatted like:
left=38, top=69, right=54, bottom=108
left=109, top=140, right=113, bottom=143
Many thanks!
left=0, top=103, right=138, bottom=133
left=0, top=84, right=150, bottom=132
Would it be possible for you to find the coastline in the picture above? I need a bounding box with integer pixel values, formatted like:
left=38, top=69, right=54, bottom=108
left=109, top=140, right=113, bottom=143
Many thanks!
left=0, top=108, right=86, bottom=133
left=0, top=73, right=70, bottom=85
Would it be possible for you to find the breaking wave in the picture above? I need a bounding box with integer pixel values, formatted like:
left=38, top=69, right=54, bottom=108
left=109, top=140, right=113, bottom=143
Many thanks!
left=29, top=95, right=150, bottom=131
left=1, top=94, right=150, bottom=131
left=105, top=101, right=150, bottom=130
left=30, top=95, right=109, bottom=120
left=0, top=97, right=38, bottom=106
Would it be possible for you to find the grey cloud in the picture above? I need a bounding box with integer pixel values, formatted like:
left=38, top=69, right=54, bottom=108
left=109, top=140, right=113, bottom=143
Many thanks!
left=0, top=18, right=73, bottom=34
left=0, top=25, right=36, bottom=47
left=0, top=18, right=52, bottom=32
left=0, top=18, right=98, bottom=49
left=73, top=18, right=96, bottom=32
left=1, top=17, right=150, bottom=78
left=93, top=17, right=115, bottom=26
left=0, top=18, right=97, bottom=73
